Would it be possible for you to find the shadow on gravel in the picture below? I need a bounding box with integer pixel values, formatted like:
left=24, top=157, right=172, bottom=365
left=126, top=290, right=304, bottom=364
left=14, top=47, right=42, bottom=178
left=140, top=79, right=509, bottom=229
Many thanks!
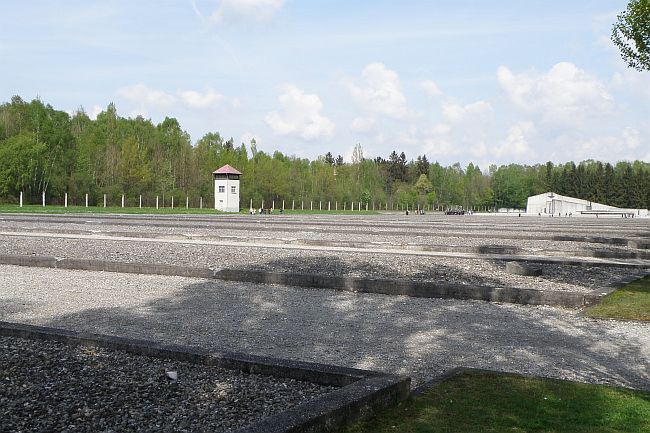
left=231, top=253, right=512, bottom=287
left=0, top=298, right=33, bottom=317
left=28, top=271, right=650, bottom=392
left=228, top=252, right=622, bottom=293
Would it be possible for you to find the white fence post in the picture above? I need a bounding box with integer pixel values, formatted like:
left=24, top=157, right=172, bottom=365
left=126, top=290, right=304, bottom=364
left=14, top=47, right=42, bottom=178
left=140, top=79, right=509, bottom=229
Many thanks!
left=19, top=191, right=23, bottom=207
left=156, top=196, right=159, bottom=209
left=171, top=196, right=174, bottom=209
left=200, top=197, right=203, bottom=209
left=139, top=195, right=142, bottom=208
left=42, top=191, right=45, bottom=207
left=85, top=193, right=88, bottom=208
left=65, top=193, right=68, bottom=208
left=186, top=196, right=189, bottom=209
left=121, top=194, right=125, bottom=208
left=103, top=194, right=107, bottom=208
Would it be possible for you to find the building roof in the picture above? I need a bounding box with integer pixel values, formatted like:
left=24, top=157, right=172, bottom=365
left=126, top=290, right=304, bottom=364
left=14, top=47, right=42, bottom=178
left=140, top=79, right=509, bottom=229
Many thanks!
left=213, top=164, right=242, bottom=175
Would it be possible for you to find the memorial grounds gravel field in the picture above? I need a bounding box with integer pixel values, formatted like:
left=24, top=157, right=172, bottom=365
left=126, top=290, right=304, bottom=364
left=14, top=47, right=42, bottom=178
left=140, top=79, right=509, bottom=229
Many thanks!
left=1, top=212, right=649, bottom=431
left=0, top=335, right=333, bottom=433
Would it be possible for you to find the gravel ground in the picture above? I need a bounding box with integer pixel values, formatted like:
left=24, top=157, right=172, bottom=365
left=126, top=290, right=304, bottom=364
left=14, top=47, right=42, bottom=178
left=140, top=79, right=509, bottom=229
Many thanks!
left=1, top=265, right=649, bottom=392
left=0, top=335, right=334, bottom=433
left=0, top=220, right=633, bottom=256
left=2, top=212, right=648, bottom=238
left=0, top=234, right=642, bottom=294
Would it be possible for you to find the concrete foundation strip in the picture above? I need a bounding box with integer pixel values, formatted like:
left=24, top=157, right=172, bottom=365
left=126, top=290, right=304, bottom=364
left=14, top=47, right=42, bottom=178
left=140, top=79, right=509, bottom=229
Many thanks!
left=1, top=231, right=648, bottom=268
left=0, top=254, right=619, bottom=307
left=4, top=226, right=650, bottom=260
left=2, top=214, right=646, bottom=243
left=0, top=321, right=410, bottom=433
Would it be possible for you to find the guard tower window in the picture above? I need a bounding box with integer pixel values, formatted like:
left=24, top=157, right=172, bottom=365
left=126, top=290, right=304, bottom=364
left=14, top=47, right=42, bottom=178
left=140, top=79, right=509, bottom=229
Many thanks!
left=231, top=186, right=237, bottom=194
left=218, top=186, right=225, bottom=193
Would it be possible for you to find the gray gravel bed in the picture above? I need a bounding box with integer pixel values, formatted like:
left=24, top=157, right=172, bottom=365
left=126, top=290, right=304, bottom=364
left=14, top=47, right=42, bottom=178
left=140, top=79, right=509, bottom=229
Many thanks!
left=0, top=235, right=640, bottom=293
left=0, top=220, right=634, bottom=255
left=0, top=335, right=334, bottom=433
left=1, top=213, right=647, bottom=240
left=1, top=265, right=648, bottom=391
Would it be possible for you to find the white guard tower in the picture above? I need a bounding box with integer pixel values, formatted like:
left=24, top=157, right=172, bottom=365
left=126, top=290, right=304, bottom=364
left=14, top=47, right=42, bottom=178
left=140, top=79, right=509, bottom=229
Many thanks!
left=213, top=164, right=242, bottom=212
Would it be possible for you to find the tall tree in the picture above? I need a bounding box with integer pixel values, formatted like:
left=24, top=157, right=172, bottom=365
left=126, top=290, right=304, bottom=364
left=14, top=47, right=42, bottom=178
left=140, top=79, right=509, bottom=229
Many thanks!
left=612, top=0, right=650, bottom=71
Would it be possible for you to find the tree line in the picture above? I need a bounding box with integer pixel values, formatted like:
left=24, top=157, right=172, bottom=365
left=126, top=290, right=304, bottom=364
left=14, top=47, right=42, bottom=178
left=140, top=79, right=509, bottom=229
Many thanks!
left=1, top=96, right=649, bottom=210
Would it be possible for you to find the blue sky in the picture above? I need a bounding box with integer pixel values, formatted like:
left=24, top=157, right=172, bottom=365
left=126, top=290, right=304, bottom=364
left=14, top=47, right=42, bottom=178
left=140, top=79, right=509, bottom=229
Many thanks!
left=2, top=0, right=648, bottom=167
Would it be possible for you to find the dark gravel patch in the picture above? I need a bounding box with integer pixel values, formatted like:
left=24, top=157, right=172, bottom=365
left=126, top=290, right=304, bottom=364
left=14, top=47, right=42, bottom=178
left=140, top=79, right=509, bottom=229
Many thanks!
left=0, top=335, right=334, bottom=433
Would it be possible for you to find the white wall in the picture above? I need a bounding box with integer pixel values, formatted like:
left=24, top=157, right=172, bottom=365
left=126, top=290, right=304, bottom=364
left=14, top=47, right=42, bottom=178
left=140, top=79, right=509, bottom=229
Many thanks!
left=214, top=177, right=240, bottom=212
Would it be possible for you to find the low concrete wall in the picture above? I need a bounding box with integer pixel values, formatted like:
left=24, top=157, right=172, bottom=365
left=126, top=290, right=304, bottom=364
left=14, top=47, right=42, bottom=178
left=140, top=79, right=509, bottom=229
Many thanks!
left=0, top=254, right=611, bottom=307
left=0, top=321, right=410, bottom=433
left=215, top=269, right=600, bottom=308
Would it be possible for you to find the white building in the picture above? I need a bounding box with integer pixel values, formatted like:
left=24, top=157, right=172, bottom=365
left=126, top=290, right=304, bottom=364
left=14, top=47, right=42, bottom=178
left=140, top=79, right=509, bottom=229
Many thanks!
left=526, top=192, right=648, bottom=217
left=213, top=164, right=241, bottom=212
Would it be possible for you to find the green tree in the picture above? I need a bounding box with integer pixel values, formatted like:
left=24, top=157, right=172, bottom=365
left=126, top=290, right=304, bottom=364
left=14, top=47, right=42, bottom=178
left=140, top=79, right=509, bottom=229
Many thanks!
left=612, top=0, right=650, bottom=71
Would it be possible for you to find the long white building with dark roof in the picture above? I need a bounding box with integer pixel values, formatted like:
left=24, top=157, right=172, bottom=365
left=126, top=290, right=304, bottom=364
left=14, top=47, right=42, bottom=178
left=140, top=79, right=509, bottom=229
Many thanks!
left=526, top=192, right=648, bottom=217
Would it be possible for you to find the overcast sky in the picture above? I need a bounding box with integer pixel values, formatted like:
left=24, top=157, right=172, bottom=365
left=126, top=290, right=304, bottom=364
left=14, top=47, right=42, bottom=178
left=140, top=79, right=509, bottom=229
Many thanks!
left=2, top=0, right=649, bottom=167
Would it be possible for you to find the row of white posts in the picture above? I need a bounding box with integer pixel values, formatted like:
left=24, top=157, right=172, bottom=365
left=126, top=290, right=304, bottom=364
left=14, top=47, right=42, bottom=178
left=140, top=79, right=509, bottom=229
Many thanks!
left=20, top=191, right=487, bottom=212
left=20, top=192, right=205, bottom=210
left=249, top=198, right=436, bottom=212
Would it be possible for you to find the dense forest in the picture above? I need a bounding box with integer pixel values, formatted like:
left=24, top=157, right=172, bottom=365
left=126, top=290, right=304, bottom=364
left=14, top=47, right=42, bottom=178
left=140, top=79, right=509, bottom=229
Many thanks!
left=1, top=96, right=649, bottom=210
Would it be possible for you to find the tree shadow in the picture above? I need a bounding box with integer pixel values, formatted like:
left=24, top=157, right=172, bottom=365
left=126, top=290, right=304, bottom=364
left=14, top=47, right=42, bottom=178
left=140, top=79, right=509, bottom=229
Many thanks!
left=3, top=257, right=646, bottom=392
left=227, top=252, right=636, bottom=294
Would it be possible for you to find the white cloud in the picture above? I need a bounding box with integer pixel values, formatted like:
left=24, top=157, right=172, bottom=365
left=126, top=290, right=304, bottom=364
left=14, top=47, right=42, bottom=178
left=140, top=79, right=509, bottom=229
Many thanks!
left=420, top=79, right=442, bottom=97
left=442, top=100, right=492, bottom=123
left=348, top=63, right=409, bottom=119
left=493, top=121, right=536, bottom=159
left=265, top=85, right=335, bottom=140
left=612, top=69, right=650, bottom=99
left=412, top=98, right=493, bottom=159
left=497, top=62, right=613, bottom=125
left=177, top=88, right=224, bottom=109
left=241, top=131, right=260, bottom=146
left=129, top=108, right=149, bottom=119
left=118, top=84, right=238, bottom=112
left=210, top=0, right=284, bottom=24
left=351, top=117, right=376, bottom=133
left=117, top=84, right=176, bottom=107
left=622, top=127, right=641, bottom=150
left=89, top=105, right=103, bottom=120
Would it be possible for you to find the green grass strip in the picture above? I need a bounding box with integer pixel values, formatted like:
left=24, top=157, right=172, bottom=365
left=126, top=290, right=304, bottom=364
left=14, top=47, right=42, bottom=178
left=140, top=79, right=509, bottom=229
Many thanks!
left=587, top=275, right=650, bottom=321
left=342, top=371, right=650, bottom=433
left=0, top=205, right=380, bottom=216
left=0, top=205, right=220, bottom=215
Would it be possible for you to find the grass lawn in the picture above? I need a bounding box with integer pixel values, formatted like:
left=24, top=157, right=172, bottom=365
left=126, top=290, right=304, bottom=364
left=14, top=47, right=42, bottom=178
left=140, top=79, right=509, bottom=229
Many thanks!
left=0, top=204, right=220, bottom=215
left=341, top=371, right=650, bottom=433
left=586, top=275, right=650, bottom=321
left=0, top=204, right=380, bottom=216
